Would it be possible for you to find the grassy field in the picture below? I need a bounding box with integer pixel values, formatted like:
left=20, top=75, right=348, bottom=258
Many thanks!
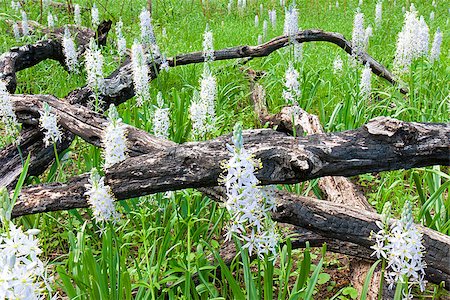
left=0, top=0, right=449, bottom=299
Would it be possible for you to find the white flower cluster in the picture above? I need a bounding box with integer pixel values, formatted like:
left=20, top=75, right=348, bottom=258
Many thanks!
left=62, top=27, right=78, bottom=73
left=394, top=5, right=430, bottom=72
left=223, top=123, right=278, bottom=259
left=333, top=56, right=343, bottom=75
left=0, top=223, right=52, bottom=300
left=429, top=28, right=442, bottom=62
left=268, top=9, right=277, bottom=28
left=39, top=102, right=62, bottom=147
left=140, top=8, right=156, bottom=45
left=202, top=27, right=215, bottom=62
left=237, top=0, right=247, bottom=10
left=359, top=63, right=372, bottom=98
left=91, top=3, right=99, bottom=29
left=190, top=90, right=208, bottom=138
left=47, top=12, right=55, bottom=28
left=283, top=6, right=298, bottom=38
left=199, top=65, right=216, bottom=121
left=282, top=62, right=301, bottom=104
left=103, top=104, right=128, bottom=169
left=74, top=4, right=81, bottom=26
left=263, top=20, right=268, bottom=40
left=11, top=0, right=21, bottom=10
left=116, top=19, right=127, bottom=58
left=85, top=38, right=105, bottom=97
left=351, top=10, right=371, bottom=56
left=0, top=80, right=20, bottom=140
left=84, top=168, right=120, bottom=222
left=21, top=10, right=29, bottom=37
left=371, top=201, right=427, bottom=298
left=12, top=22, right=20, bottom=40
left=375, top=2, right=382, bottom=28
left=153, top=92, right=170, bottom=139
left=131, top=41, right=150, bottom=106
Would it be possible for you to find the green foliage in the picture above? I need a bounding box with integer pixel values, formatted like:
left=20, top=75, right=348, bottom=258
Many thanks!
left=0, top=0, right=448, bottom=299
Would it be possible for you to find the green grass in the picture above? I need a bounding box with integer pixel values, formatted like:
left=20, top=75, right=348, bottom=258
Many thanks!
left=0, top=0, right=449, bottom=298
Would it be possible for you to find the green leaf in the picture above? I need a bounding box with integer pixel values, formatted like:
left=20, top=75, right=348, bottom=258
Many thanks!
left=318, top=273, right=331, bottom=285
left=360, top=260, right=381, bottom=300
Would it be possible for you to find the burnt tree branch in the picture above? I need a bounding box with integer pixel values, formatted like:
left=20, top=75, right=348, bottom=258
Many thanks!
left=10, top=117, right=449, bottom=216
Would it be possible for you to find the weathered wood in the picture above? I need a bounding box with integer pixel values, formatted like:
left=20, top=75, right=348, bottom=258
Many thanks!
left=248, top=76, right=382, bottom=298
left=1, top=27, right=405, bottom=191
left=171, top=30, right=407, bottom=94
left=12, top=94, right=174, bottom=155
left=272, top=191, right=450, bottom=288
left=0, top=126, right=73, bottom=188
left=11, top=116, right=449, bottom=216
left=13, top=175, right=450, bottom=287
left=0, top=22, right=112, bottom=187
left=0, top=21, right=111, bottom=93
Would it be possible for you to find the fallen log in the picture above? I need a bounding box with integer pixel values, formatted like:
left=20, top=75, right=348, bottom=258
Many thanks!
left=0, top=21, right=111, bottom=93
left=1, top=27, right=406, bottom=190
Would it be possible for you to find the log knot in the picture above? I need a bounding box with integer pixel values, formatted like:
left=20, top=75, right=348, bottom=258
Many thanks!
left=365, top=116, right=403, bottom=137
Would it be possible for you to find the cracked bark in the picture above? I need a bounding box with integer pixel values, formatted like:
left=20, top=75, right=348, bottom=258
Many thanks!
left=1, top=27, right=406, bottom=191
left=7, top=95, right=450, bottom=289
left=246, top=73, right=383, bottom=299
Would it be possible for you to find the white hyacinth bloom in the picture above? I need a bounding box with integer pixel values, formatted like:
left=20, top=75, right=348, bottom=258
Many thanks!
left=153, top=92, right=170, bottom=138
left=62, top=27, right=78, bottom=73
left=282, top=62, right=301, bottom=104
left=0, top=80, right=20, bottom=139
left=202, top=27, right=214, bottom=62
left=160, top=54, right=169, bottom=72
left=268, top=9, right=277, bottom=28
left=39, top=102, right=62, bottom=147
left=227, top=0, right=232, bottom=14
left=254, top=14, right=259, bottom=27
left=11, top=0, right=21, bottom=10
left=429, top=11, right=434, bottom=21
left=131, top=41, right=150, bottom=106
left=359, top=63, right=372, bottom=98
left=190, top=90, right=208, bottom=138
left=430, top=28, right=442, bottom=62
left=394, top=6, right=430, bottom=72
left=12, top=22, right=20, bottom=40
left=364, top=26, right=373, bottom=51
left=283, top=6, right=298, bottom=38
left=352, top=11, right=365, bottom=55
left=84, top=168, right=120, bottom=222
left=371, top=201, right=427, bottom=298
left=336, top=0, right=339, bottom=8
left=0, top=222, right=52, bottom=299
left=223, top=123, right=278, bottom=259
left=262, top=20, right=268, bottom=41
left=47, top=12, right=55, bottom=28
left=416, top=16, right=429, bottom=56
left=74, top=4, right=82, bottom=26
left=333, top=56, right=343, bottom=75
left=199, top=65, right=217, bottom=122
left=91, top=3, right=99, bottom=29
left=21, top=10, right=29, bottom=37
left=257, top=34, right=262, bottom=44
left=85, top=38, right=105, bottom=102
left=103, top=104, right=128, bottom=169
left=140, top=8, right=156, bottom=45
left=375, top=2, right=382, bottom=28
left=116, top=19, right=127, bottom=58
left=293, top=40, right=303, bottom=62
